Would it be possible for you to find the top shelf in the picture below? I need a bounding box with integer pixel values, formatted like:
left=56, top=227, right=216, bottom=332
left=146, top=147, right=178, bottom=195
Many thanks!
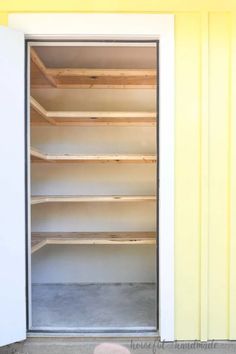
left=30, top=48, right=157, bottom=89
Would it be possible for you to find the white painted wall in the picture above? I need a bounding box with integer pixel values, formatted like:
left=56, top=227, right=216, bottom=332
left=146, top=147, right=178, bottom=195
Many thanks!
left=31, top=164, right=156, bottom=196
left=31, top=88, right=156, bottom=111
left=31, top=126, right=156, bottom=155
left=31, top=202, right=155, bottom=232
left=32, top=245, right=156, bottom=283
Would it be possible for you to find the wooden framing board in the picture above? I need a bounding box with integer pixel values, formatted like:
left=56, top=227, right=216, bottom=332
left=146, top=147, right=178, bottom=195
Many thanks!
left=31, top=47, right=58, bottom=87
left=30, top=147, right=157, bottom=163
left=31, top=195, right=156, bottom=205
left=31, top=231, right=156, bottom=253
left=30, top=96, right=156, bottom=126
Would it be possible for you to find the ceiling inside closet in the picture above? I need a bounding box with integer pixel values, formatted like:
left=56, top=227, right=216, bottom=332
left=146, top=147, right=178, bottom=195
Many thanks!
left=30, top=44, right=157, bottom=114
left=32, top=45, right=157, bottom=68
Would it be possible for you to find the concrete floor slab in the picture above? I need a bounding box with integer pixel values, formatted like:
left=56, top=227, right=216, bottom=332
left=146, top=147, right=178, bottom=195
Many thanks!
left=1, top=338, right=236, bottom=354
left=32, top=283, right=156, bottom=329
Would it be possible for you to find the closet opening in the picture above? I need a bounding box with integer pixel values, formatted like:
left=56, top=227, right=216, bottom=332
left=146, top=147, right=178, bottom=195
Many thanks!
left=27, top=41, right=158, bottom=333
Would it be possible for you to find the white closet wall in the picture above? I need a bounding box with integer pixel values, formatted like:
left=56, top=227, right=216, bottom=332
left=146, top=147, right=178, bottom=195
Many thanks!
left=32, top=245, right=156, bottom=283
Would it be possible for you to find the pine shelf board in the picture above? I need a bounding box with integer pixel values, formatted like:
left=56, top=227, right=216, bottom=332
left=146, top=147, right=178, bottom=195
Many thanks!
left=31, top=147, right=156, bottom=163
left=31, top=195, right=156, bottom=205
left=30, top=97, right=157, bottom=127
left=30, top=48, right=157, bottom=89
left=31, top=231, right=156, bottom=253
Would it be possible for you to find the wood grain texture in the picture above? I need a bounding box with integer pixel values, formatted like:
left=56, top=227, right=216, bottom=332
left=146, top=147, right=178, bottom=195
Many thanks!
left=31, top=231, right=156, bottom=253
left=31, top=48, right=58, bottom=87
left=31, top=195, right=156, bottom=205
left=30, top=147, right=157, bottom=163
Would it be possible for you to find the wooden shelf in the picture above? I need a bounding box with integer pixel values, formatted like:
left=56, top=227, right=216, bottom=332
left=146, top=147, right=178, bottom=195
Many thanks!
left=31, top=195, right=156, bottom=205
left=30, top=97, right=156, bottom=127
left=31, top=231, right=156, bottom=253
left=31, top=48, right=157, bottom=89
left=31, top=147, right=156, bottom=163
left=30, top=47, right=157, bottom=275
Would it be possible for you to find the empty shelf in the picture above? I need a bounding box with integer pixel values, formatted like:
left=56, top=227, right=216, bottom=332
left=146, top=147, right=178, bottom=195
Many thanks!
left=31, top=147, right=156, bottom=163
left=31, top=231, right=156, bottom=253
left=31, top=48, right=157, bottom=89
left=30, top=97, right=156, bottom=126
left=31, top=195, right=156, bottom=205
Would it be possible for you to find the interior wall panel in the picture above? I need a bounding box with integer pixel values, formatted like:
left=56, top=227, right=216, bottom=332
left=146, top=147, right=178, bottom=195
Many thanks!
left=32, top=245, right=156, bottom=283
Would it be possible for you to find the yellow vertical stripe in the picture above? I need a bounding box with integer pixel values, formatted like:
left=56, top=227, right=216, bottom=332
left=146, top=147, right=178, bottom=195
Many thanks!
left=200, top=11, right=209, bottom=341
left=0, top=12, right=8, bottom=25
left=208, top=12, right=230, bottom=339
left=175, top=13, right=201, bottom=340
left=229, top=12, right=236, bottom=339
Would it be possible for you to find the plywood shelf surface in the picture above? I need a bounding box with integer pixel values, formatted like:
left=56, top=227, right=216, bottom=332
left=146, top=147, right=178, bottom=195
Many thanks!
left=31, top=195, right=156, bottom=205
left=31, top=48, right=157, bottom=89
left=30, top=97, right=156, bottom=126
left=31, top=231, right=156, bottom=253
left=31, top=147, right=156, bottom=163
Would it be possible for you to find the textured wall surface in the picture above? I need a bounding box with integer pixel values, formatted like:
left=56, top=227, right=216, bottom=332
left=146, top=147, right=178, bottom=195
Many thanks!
left=1, top=1, right=236, bottom=340
left=175, top=11, right=236, bottom=341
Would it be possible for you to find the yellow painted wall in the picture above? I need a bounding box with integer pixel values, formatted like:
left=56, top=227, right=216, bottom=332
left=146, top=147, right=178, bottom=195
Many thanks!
left=0, top=0, right=236, bottom=341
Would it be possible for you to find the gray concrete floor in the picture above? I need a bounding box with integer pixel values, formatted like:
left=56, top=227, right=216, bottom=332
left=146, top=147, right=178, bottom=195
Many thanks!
left=1, top=337, right=236, bottom=354
left=32, top=283, right=156, bottom=329
left=3, top=283, right=234, bottom=354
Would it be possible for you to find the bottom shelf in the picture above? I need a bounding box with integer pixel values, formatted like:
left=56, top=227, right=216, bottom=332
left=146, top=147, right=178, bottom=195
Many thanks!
left=31, top=231, right=156, bottom=253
